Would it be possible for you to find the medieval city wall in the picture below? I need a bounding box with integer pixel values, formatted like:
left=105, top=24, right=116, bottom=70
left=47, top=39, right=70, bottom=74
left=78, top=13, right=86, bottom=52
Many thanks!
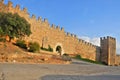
left=100, top=37, right=109, bottom=64
left=75, top=39, right=99, bottom=61
left=0, top=1, right=100, bottom=61
left=107, top=37, right=116, bottom=65
left=116, top=55, right=120, bottom=65
left=100, top=36, right=116, bottom=65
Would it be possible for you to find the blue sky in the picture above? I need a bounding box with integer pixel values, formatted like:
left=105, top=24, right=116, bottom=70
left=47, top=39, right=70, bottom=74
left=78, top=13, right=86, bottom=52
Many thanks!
left=4, top=0, right=120, bottom=54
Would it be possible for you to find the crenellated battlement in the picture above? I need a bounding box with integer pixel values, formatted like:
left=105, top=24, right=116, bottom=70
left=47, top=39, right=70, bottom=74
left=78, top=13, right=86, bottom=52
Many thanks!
left=1, top=0, right=67, bottom=34
left=100, top=36, right=116, bottom=41
left=107, top=36, right=116, bottom=40
left=61, top=27, right=64, bottom=31
left=78, top=39, right=96, bottom=48
left=15, top=4, right=20, bottom=11
left=51, top=24, right=55, bottom=28
left=66, top=32, right=70, bottom=36
left=55, top=26, right=60, bottom=30
left=7, top=1, right=13, bottom=7
left=43, top=18, right=48, bottom=23
left=64, top=32, right=78, bottom=39
left=37, top=17, right=42, bottom=22
left=49, top=24, right=64, bottom=32
left=23, top=8, right=28, bottom=13
left=31, top=14, right=36, bottom=19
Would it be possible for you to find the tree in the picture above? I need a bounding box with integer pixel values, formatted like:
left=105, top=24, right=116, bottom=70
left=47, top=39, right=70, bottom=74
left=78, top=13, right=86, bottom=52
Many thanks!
left=0, top=12, right=31, bottom=40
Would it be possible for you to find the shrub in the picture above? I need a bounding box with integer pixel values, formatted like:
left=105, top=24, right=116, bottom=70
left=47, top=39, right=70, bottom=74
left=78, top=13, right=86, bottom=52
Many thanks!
left=15, top=40, right=27, bottom=49
left=41, top=47, right=48, bottom=51
left=74, top=54, right=103, bottom=65
left=75, top=54, right=82, bottom=59
left=28, top=42, right=40, bottom=53
left=41, top=45, right=53, bottom=52
left=48, top=45, right=53, bottom=52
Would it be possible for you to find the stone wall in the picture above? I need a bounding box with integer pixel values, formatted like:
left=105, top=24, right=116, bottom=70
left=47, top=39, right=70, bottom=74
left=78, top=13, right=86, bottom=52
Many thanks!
left=0, top=1, right=101, bottom=61
left=75, top=39, right=99, bottom=61
left=100, top=36, right=116, bottom=66
left=116, top=55, right=120, bottom=65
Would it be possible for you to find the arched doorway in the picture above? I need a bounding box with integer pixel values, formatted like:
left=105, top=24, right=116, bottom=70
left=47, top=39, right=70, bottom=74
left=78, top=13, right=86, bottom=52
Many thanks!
left=56, top=45, right=62, bottom=55
left=54, top=43, right=64, bottom=55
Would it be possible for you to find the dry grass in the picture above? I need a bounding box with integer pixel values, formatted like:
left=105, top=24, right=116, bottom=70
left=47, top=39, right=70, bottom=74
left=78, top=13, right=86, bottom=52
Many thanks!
left=0, top=42, right=70, bottom=64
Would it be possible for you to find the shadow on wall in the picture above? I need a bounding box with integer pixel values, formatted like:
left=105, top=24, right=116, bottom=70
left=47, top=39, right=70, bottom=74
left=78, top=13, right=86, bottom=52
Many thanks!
left=40, top=75, right=120, bottom=80
left=96, top=46, right=101, bottom=62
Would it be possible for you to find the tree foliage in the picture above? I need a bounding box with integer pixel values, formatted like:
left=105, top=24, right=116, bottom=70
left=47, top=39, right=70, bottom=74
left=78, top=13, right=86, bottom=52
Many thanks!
left=0, top=12, right=31, bottom=39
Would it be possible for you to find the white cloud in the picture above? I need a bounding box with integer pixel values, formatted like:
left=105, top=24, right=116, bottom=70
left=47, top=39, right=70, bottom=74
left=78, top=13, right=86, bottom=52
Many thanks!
left=79, top=36, right=120, bottom=55
left=79, top=36, right=100, bottom=46
left=116, top=40, right=120, bottom=55
left=79, top=36, right=90, bottom=42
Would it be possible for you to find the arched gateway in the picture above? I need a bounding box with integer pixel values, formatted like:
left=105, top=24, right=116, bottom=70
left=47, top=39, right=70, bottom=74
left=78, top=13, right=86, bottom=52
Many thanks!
left=56, top=45, right=62, bottom=55
left=54, top=43, right=64, bottom=55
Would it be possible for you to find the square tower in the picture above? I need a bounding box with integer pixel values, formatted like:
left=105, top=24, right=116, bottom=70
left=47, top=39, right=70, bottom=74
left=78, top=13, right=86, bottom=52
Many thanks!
left=100, top=36, right=116, bottom=66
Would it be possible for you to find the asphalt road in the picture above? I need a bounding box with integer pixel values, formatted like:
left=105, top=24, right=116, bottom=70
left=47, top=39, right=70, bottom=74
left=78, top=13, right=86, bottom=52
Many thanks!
left=41, top=75, right=120, bottom=80
left=0, top=59, right=120, bottom=80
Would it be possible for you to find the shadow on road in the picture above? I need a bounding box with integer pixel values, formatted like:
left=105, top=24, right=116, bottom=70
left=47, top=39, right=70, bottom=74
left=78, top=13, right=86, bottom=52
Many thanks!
left=40, top=75, right=120, bottom=80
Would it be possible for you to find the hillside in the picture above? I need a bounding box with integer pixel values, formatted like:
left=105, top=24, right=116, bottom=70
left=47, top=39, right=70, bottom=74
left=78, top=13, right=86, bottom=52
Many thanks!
left=0, top=42, right=70, bottom=64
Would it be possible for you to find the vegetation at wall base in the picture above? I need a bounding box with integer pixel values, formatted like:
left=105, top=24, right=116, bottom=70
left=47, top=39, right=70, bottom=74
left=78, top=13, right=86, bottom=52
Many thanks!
left=15, top=40, right=27, bottom=49
left=41, top=45, right=53, bottom=52
left=74, top=55, right=104, bottom=65
left=28, top=42, right=40, bottom=53
left=48, top=45, right=53, bottom=52
left=15, top=40, right=40, bottom=53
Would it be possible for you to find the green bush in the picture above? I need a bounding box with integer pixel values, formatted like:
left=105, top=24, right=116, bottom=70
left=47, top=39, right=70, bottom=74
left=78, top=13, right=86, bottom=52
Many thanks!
left=74, top=54, right=103, bottom=65
left=16, top=40, right=27, bottom=49
left=41, top=47, right=48, bottom=51
left=41, top=45, right=53, bottom=52
left=48, top=45, right=53, bottom=52
left=75, top=54, right=82, bottom=59
left=28, top=42, right=40, bottom=53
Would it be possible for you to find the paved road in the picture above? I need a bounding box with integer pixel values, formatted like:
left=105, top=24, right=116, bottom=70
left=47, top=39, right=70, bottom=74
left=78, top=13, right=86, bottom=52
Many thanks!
left=41, top=75, right=120, bottom=80
left=0, top=59, right=120, bottom=80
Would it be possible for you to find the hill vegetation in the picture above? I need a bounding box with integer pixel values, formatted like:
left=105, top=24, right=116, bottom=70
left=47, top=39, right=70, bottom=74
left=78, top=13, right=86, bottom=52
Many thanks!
left=0, top=12, right=31, bottom=41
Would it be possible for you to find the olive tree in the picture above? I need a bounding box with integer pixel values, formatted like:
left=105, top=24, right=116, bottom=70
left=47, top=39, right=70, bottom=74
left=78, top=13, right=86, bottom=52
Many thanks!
left=0, top=12, right=31, bottom=40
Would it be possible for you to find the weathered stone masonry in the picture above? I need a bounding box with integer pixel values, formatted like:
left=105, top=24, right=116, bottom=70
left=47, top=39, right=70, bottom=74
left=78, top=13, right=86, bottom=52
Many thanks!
left=100, top=37, right=116, bottom=65
left=0, top=0, right=120, bottom=65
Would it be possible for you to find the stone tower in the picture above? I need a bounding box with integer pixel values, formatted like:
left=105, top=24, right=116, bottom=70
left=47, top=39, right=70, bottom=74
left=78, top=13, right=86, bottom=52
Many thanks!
left=100, top=36, right=116, bottom=66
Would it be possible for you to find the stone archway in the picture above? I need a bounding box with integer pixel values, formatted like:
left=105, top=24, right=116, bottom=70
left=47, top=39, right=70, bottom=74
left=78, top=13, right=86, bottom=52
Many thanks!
left=54, top=43, right=64, bottom=55
left=56, top=45, right=62, bottom=55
